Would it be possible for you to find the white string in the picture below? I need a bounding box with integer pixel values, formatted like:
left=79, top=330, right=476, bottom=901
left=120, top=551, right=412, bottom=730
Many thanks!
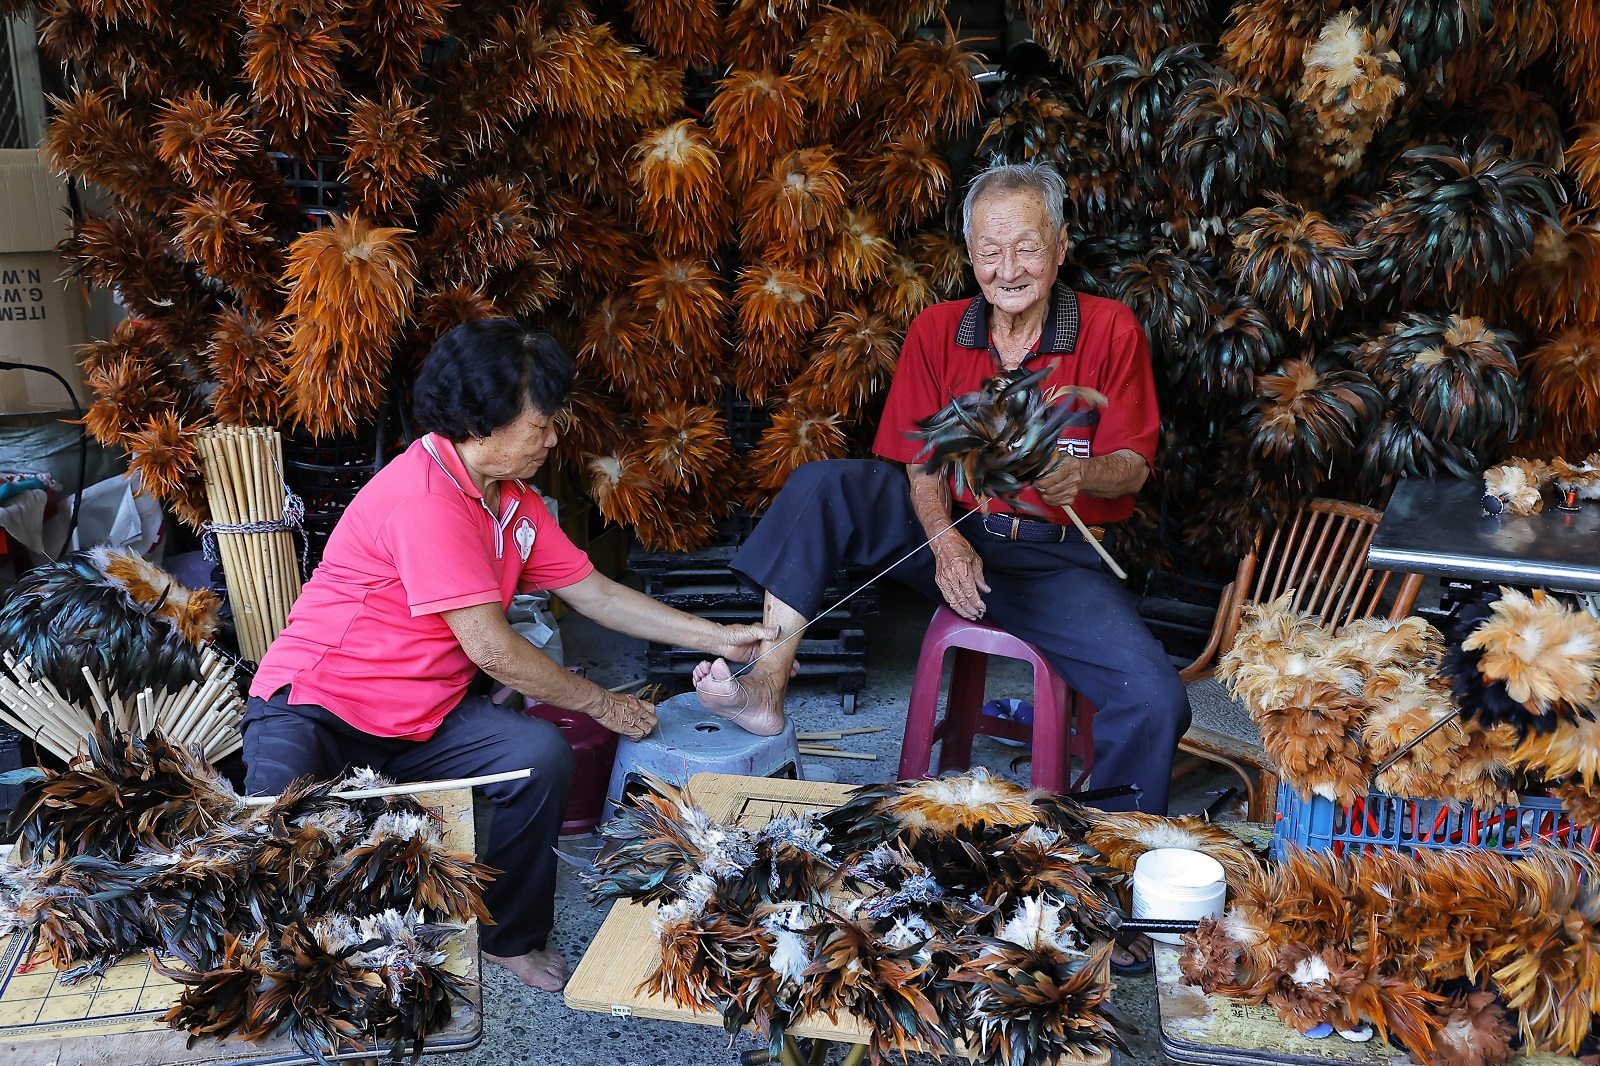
left=730, top=508, right=981, bottom=680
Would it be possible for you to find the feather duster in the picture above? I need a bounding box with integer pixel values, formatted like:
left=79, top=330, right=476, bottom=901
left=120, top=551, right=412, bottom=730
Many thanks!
left=1427, top=989, right=1517, bottom=1066
left=1355, top=313, right=1521, bottom=476
left=1180, top=916, right=1240, bottom=993
left=407, top=286, right=501, bottom=364
left=631, top=121, right=729, bottom=259
left=417, top=178, right=536, bottom=290
left=341, top=90, right=439, bottom=222
left=78, top=316, right=190, bottom=447
left=878, top=30, right=983, bottom=144
left=64, top=210, right=193, bottom=325
left=626, top=0, right=722, bottom=70
left=619, top=53, right=686, bottom=128
left=632, top=492, right=724, bottom=554
left=555, top=379, right=626, bottom=470
left=585, top=777, right=756, bottom=906
left=154, top=930, right=272, bottom=1041
left=14, top=854, right=154, bottom=981
left=1550, top=453, right=1600, bottom=502
left=706, top=70, right=806, bottom=196
left=576, top=292, right=648, bottom=401
left=854, top=137, right=950, bottom=235
left=1217, top=0, right=1343, bottom=92
left=588, top=447, right=672, bottom=531
left=173, top=183, right=282, bottom=311
left=321, top=811, right=494, bottom=923
left=1511, top=714, right=1600, bottom=800
left=549, top=201, right=645, bottom=295
left=1111, top=250, right=1215, bottom=363
left=1476, top=81, right=1564, bottom=172
left=347, top=0, right=450, bottom=90
left=1228, top=197, right=1361, bottom=337
left=640, top=403, right=731, bottom=489
left=152, top=91, right=264, bottom=193
left=249, top=918, right=383, bottom=1061
left=799, top=911, right=949, bottom=1062
left=873, top=253, right=937, bottom=328
left=1521, top=330, right=1600, bottom=458
left=723, top=0, right=808, bottom=72
left=1462, top=589, right=1600, bottom=720
left=127, top=413, right=209, bottom=528
left=820, top=769, right=1067, bottom=858
left=352, top=909, right=473, bottom=1063
left=280, top=214, right=416, bottom=438
left=1360, top=667, right=1465, bottom=800
left=1359, top=137, right=1564, bottom=307
left=1371, top=0, right=1493, bottom=81
left=241, top=0, right=346, bottom=157
left=950, top=926, right=1124, bottom=1066
left=980, top=86, right=1135, bottom=234
left=789, top=8, right=895, bottom=134
left=1013, top=0, right=1099, bottom=72
left=1568, top=124, right=1600, bottom=211
left=1185, top=291, right=1284, bottom=405
left=742, top=148, right=849, bottom=265
left=207, top=308, right=286, bottom=427
left=914, top=366, right=1107, bottom=510
left=1089, top=45, right=1222, bottom=196
left=823, top=207, right=895, bottom=294
left=787, top=304, right=900, bottom=416
left=745, top=404, right=849, bottom=508
left=1287, top=12, right=1407, bottom=195
left=912, top=229, right=970, bottom=302
left=1481, top=459, right=1549, bottom=517
left=1161, top=75, right=1289, bottom=216
left=646, top=888, right=757, bottom=1013
left=1082, top=812, right=1262, bottom=886
left=735, top=262, right=825, bottom=402
left=633, top=257, right=730, bottom=361
left=1243, top=357, right=1383, bottom=498
left=1489, top=848, right=1600, bottom=1053
left=1508, top=211, right=1600, bottom=334
left=852, top=0, right=941, bottom=36
left=42, top=87, right=173, bottom=214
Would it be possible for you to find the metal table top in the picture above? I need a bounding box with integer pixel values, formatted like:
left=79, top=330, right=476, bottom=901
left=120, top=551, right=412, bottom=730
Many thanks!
left=1367, top=477, right=1600, bottom=592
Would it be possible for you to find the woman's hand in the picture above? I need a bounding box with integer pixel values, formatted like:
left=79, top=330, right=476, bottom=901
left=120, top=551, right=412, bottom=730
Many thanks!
left=933, top=534, right=990, bottom=620
left=588, top=691, right=657, bottom=740
left=713, top=623, right=780, bottom=664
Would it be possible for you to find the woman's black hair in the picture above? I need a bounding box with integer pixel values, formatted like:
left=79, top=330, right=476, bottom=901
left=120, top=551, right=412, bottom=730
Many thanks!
left=412, top=318, right=575, bottom=441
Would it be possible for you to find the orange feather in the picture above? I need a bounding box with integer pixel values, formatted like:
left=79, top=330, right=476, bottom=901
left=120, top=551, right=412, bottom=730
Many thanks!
left=873, top=253, right=937, bottom=328
left=789, top=7, right=895, bottom=134
left=822, top=208, right=894, bottom=294
left=1567, top=123, right=1600, bottom=213
left=42, top=87, right=172, bottom=214
left=724, top=0, right=808, bottom=72
left=588, top=446, right=670, bottom=530
left=786, top=304, right=900, bottom=417
left=854, top=136, right=950, bottom=234
left=1522, top=330, right=1600, bottom=457
left=745, top=403, right=849, bottom=508
left=640, top=402, right=732, bottom=490
left=417, top=178, right=537, bottom=290
left=742, top=148, right=849, bottom=265
left=706, top=70, right=806, bottom=195
left=1507, top=211, right=1600, bottom=333
left=127, top=411, right=209, bottom=527
left=625, top=0, right=722, bottom=69
left=734, top=263, right=825, bottom=403
left=173, top=183, right=282, bottom=313
left=206, top=308, right=286, bottom=427
left=632, top=257, right=730, bottom=362
left=240, top=0, right=346, bottom=157
left=630, top=121, right=730, bottom=259
left=342, top=90, right=439, bottom=222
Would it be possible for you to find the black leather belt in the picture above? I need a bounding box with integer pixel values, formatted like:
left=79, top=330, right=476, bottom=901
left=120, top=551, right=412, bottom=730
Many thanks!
left=979, top=512, right=1105, bottom=543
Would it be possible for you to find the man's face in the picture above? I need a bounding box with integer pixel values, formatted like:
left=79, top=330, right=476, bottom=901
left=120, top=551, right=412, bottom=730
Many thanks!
left=967, top=190, right=1067, bottom=319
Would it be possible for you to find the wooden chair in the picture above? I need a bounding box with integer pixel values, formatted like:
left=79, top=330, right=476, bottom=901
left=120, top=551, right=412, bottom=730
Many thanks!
left=1176, top=499, right=1424, bottom=822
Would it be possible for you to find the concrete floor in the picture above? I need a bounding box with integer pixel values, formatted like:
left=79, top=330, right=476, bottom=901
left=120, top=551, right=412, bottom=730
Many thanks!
left=441, top=582, right=1237, bottom=1066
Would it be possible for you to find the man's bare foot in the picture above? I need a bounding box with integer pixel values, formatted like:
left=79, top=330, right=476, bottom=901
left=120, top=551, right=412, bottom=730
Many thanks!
left=693, top=658, right=786, bottom=736
left=484, top=946, right=569, bottom=991
left=1111, top=932, right=1154, bottom=972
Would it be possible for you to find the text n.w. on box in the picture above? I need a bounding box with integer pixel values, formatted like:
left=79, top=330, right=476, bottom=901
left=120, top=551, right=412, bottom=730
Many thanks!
left=0, top=149, right=91, bottom=415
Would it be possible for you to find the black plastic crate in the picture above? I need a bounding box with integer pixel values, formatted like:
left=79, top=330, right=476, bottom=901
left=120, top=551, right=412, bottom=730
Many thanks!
left=722, top=389, right=773, bottom=454
left=0, top=723, right=31, bottom=842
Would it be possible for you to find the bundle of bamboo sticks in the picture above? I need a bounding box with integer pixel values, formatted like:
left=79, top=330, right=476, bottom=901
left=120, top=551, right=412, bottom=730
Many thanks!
left=0, top=645, right=245, bottom=763
left=197, top=427, right=303, bottom=662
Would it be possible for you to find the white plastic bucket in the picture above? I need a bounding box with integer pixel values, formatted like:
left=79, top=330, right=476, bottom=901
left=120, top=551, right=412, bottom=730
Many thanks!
left=1131, top=847, right=1227, bottom=945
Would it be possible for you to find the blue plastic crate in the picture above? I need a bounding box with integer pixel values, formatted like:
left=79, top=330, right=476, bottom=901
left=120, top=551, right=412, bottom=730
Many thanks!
left=1272, top=780, right=1599, bottom=860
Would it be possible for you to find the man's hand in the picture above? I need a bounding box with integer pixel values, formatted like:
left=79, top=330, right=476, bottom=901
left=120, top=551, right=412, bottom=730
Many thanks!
left=933, top=534, right=990, bottom=620
left=1035, top=454, right=1084, bottom=508
left=588, top=691, right=657, bottom=740
left=712, top=623, right=779, bottom=663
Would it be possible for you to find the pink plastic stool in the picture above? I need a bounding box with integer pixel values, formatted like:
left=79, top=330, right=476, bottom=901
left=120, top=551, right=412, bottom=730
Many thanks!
left=898, top=606, right=1095, bottom=792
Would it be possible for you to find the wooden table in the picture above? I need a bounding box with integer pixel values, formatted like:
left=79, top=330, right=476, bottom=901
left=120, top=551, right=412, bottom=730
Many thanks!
left=0, top=789, right=482, bottom=1066
left=564, top=772, right=1112, bottom=1066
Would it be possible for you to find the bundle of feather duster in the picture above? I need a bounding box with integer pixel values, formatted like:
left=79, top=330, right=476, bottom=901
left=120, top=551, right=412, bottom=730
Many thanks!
left=581, top=771, right=1231, bottom=1065
left=1179, top=844, right=1600, bottom=1063
left=0, top=731, right=486, bottom=1063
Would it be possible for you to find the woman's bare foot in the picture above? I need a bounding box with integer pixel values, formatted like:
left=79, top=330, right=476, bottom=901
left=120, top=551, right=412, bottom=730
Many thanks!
left=483, top=946, right=569, bottom=991
left=693, top=658, right=786, bottom=736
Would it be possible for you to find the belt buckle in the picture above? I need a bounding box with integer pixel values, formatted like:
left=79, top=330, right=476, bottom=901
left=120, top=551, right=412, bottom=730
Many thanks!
left=1009, top=516, right=1020, bottom=541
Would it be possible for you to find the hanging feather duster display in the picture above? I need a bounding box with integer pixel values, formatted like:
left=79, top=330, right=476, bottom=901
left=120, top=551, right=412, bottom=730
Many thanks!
left=1568, top=123, right=1600, bottom=211
left=633, top=257, right=731, bottom=369
left=589, top=446, right=672, bottom=531
left=207, top=308, right=286, bottom=427
left=42, top=87, right=174, bottom=215
left=1507, top=211, right=1600, bottom=334
left=788, top=304, right=900, bottom=417
left=823, top=208, right=895, bottom=294
left=1370, top=0, right=1493, bottom=82
left=742, top=148, right=849, bottom=265
left=853, top=137, right=950, bottom=235
left=873, top=253, right=937, bottom=328
left=734, top=262, right=824, bottom=403
left=1161, top=75, right=1290, bottom=216
left=1228, top=197, right=1361, bottom=336
left=1521, top=330, right=1600, bottom=458
left=631, top=121, right=729, bottom=260
left=173, top=183, right=283, bottom=313
left=1241, top=357, right=1383, bottom=500
left=347, top=0, right=450, bottom=90
left=1090, top=45, right=1222, bottom=196
left=341, top=90, right=439, bottom=222
left=1476, top=81, right=1565, bottom=171
left=416, top=178, right=537, bottom=291
left=641, top=403, right=733, bottom=490
left=280, top=214, right=417, bottom=437
left=126, top=412, right=210, bottom=528
left=706, top=70, right=806, bottom=196
left=1185, top=291, right=1284, bottom=406
left=878, top=30, right=983, bottom=146
left=788, top=8, right=895, bottom=135
left=745, top=404, right=849, bottom=509
left=240, top=0, right=346, bottom=157
left=1217, top=0, right=1342, bottom=93
left=152, top=90, right=266, bottom=194
left=625, top=0, right=723, bottom=70
left=1287, top=12, right=1407, bottom=196
left=723, top=0, right=809, bottom=72
left=1111, top=250, right=1216, bottom=364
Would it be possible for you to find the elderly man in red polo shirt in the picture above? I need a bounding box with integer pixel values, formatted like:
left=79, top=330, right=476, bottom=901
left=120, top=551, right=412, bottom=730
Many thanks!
left=696, top=161, right=1191, bottom=827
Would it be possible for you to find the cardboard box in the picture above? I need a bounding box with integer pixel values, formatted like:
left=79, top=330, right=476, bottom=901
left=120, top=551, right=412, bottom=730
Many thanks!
left=0, top=150, right=92, bottom=415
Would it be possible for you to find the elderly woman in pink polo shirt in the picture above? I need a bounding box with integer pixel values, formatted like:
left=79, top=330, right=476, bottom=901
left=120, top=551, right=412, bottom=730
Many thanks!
left=243, top=319, right=774, bottom=992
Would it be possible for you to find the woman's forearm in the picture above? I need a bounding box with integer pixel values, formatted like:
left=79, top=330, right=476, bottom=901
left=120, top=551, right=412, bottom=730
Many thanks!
left=443, top=602, right=616, bottom=714
left=555, top=571, right=723, bottom=653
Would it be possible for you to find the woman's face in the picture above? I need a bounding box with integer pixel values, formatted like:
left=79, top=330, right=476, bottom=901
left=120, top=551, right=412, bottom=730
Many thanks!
left=459, top=405, right=560, bottom=484
left=967, top=190, right=1066, bottom=319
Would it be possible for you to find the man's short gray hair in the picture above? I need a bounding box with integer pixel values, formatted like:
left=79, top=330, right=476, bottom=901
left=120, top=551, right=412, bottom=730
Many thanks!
left=961, top=161, right=1068, bottom=243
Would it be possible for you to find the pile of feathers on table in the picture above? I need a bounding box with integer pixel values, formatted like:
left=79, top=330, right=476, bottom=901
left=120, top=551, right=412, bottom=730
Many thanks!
left=0, top=727, right=491, bottom=1064
left=584, top=769, right=1262, bottom=1066
left=1220, top=582, right=1600, bottom=822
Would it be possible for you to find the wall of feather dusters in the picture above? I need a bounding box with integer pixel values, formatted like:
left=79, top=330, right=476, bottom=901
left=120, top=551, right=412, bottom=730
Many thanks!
left=16, top=0, right=1600, bottom=569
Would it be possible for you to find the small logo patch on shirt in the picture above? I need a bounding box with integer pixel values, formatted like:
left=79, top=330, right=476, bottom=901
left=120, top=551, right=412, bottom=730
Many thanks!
left=514, top=518, right=537, bottom=561
left=1057, top=438, right=1091, bottom=457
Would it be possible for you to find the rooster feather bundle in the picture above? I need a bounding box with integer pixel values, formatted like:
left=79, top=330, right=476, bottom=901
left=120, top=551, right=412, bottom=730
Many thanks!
left=1520, top=330, right=1600, bottom=458
left=342, top=91, right=439, bottom=222
left=417, top=178, right=537, bottom=291
left=913, top=365, right=1107, bottom=511
left=1369, top=0, right=1493, bottom=80
left=723, top=0, right=809, bottom=71
left=347, top=0, right=450, bottom=91
left=127, top=412, right=209, bottom=528
left=1287, top=11, right=1407, bottom=195
left=1244, top=356, right=1383, bottom=499
left=42, top=87, right=173, bottom=215
left=588, top=447, right=671, bottom=532
left=1475, top=82, right=1564, bottom=172
left=630, top=120, right=729, bottom=259
left=1111, top=249, right=1215, bottom=363
left=1217, top=0, right=1343, bottom=93
left=1443, top=588, right=1600, bottom=735
left=352, top=909, right=473, bottom=1065
left=152, top=91, right=269, bottom=195
left=854, top=137, right=950, bottom=235
left=1227, top=197, right=1362, bottom=336
left=1359, top=137, right=1564, bottom=307
left=1161, top=75, right=1289, bottom=216
left=1082, top=812, right=1262, bottom=885
left=787, top=304, right=900, bottom=416
left=640, top=403, right=731, bottom=490
left=1353, top=313, right=1521, bottom=477
left=78, top=316, right=195, bottom=448
left=873, top=253, right=937, bottom=329
left=878, top=30, right=983, bottom=145
left=584, top=777, right=756, bottom=908
left=742, top=148, right=849, bottom=265
left=981, top=86, right=1135, bottom=233
left=0, top=548, right=219, bottom=710
left=1090, top=45, right=1222, bottom=196
left=789, top=7, right=895, bottom=135
left=1185, top=291, right=1285, bottom=405
left=626, top=0, right=722, bottom=70
left=706, top=71, right=806, bottom=195
left=65, top=211, right=194, bottom=329
left=576, top=293, right=648, bottom=403
left=734, top=262, right=824, bottom=403
left=911, top=229, right=970, bottom=302
left=633, top=257, right=731, bottom=364
left=174, top=182, right=282, bottom=312
left=280, top=214, right=416, bottom=438
left=1508, top=211, right=1600, bottom=334
left=1568, top=124, right=1600, bottom=211
left=321, top=811, right=495, bottom=924
left=823, top=208, right=895, bottom=294
left=241, top=0, right=346, bottom=157
left=745, top=405, right=849, bottom=508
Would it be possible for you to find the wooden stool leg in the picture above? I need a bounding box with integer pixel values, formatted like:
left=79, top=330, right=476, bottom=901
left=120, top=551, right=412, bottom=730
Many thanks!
left=936, top=648, right=987, bottom=775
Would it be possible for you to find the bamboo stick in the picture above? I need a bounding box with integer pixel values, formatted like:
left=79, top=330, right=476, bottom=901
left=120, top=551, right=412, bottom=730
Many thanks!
left=240, top=768, right=534, bottom=806
left=831, top=727, right=883, bottom=736
left=798, top=747, right=877, bottom=760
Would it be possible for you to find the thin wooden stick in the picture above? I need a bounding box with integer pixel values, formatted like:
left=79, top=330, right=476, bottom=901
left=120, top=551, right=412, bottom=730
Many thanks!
left=239, top=768, right=533, bottom=806
left=832, top=727, right=884, bottom=736
left=798, top=747, right=877, bottom=760
left=1062, top=503, right=1127, bottom=580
